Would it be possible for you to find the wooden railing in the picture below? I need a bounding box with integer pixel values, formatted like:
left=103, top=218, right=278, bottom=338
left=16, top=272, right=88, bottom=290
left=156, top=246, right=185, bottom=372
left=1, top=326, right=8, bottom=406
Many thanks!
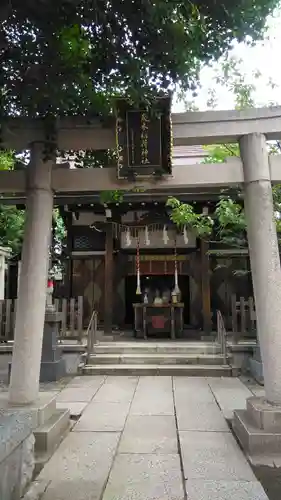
left=86, top=309, right=98, bottom=362
left=0, top=296, right=84, bottom=343
left=230, top=294, right=256, bottom=342
left=54, top=296, right=84, bottom=341
left=0, top=298, right=16, bottom=342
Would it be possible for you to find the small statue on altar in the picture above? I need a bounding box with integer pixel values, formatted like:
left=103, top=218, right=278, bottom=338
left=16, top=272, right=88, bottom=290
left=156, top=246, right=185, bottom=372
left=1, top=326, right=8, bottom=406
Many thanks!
left=143, top=288, right=149, bottom=304
left=153, top=289, right=163, bottom=305
left=162, top=288, right=171, bottom=304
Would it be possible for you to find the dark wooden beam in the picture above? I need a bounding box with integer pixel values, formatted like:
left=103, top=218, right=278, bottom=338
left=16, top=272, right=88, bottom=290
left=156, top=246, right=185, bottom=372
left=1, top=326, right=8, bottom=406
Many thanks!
left=200, top=239, right=212, bottom=335
left=103, top=223, right=114, bottom=334
left=0, top=188, right=241, bottom=206
left=64, top=212, right=73, bottom=298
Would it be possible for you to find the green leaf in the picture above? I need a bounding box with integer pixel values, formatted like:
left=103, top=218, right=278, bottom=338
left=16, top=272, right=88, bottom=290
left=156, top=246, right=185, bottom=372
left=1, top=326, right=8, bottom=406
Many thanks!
left=1, top=0, right=279, bottom=117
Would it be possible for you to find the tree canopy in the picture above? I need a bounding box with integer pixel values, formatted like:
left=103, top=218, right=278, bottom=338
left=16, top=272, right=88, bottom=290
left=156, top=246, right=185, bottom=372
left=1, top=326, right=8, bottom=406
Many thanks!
left=1, top=0, right=279, bottom=117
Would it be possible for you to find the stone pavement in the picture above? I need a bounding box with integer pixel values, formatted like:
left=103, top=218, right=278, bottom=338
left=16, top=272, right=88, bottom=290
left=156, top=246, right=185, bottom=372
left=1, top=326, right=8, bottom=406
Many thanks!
left=31, top=375, right=268, bottom=500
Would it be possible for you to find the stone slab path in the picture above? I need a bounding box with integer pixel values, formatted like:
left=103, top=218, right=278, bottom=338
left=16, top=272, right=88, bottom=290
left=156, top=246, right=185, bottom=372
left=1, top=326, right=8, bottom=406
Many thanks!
left=35, top=375, right=268, bottom=500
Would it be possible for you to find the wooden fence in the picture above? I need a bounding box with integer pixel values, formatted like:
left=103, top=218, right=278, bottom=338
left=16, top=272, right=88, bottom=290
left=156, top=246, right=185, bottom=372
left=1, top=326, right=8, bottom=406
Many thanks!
left=0, top=296, right=84, bottom=342
left=230, top=295, right=257, bottom=342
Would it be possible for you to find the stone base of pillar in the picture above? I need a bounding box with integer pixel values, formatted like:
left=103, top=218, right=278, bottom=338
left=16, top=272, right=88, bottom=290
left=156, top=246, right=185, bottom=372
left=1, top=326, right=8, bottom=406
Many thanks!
left=40, top=310, right=66, bottom=382
left=9, top=310, right=66, bottom=384
left=233, top=397, right=281, bottom=465
left=0, top=392, right=70, bottom=480
left=40, top=359, right=66, bottom=382
left=249, top=346, right=264, bottom=385
left=249, top=359, right=264, bottom=385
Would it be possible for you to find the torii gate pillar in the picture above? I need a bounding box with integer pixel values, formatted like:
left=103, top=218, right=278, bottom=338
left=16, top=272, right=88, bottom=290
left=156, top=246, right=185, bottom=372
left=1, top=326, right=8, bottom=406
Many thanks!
left=9, top=143, right=54, bottom=405
left=240, top=133, right=281, bottom=404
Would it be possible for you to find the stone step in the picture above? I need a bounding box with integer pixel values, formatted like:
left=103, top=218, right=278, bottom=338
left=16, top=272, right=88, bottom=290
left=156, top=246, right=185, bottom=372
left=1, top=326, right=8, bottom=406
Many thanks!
left=34, top=420, right=75, bottom=477
left=233, top=409, right=281, bottom=456
left=92, top=341, right=221, bottom=355
left=88, top=353, right=229, bottom=365
left=33, top=408, right=71, bottom=476
left=82, top=363, right=232, bottom=376
left=34, top=408, right=70, bottom=455
left=34, top=395, right=58, bottom=428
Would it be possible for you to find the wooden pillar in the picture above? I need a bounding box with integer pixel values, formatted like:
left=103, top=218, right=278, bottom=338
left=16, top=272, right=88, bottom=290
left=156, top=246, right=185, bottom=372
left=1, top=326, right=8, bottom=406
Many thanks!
left=104, top=224, right=114, bottom=334
left=65, top=213, right=73, bottom=298
left=200, top=239, right=212, bottom=334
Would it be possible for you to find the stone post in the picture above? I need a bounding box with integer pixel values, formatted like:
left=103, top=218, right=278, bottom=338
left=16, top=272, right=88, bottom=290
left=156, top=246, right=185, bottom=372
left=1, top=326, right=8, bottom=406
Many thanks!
left=9, top=143, right=54, bottom=405
left=40, top=310, right=65, bottom=382
left=239, top=133, right=281, bottom=404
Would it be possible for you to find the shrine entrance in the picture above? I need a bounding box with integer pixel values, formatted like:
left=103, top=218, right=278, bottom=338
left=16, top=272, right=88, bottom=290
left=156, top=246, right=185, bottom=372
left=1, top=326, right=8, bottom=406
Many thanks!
left=124, top=273, right=190, bottom=329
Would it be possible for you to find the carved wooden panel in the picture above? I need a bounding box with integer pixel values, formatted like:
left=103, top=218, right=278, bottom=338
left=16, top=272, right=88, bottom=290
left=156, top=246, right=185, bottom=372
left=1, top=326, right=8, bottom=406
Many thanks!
left=71, top=257, right=105, bottom=326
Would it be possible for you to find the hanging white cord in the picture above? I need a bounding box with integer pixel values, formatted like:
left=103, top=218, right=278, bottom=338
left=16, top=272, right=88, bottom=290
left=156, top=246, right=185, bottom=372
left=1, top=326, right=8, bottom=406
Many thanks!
left=144, top=226, right=150, bottom=246
left=183, top=225, right=189, bottom=244
left=125, top=227, right=132, bottom=247
left=163, top=225, right=169, bottom=245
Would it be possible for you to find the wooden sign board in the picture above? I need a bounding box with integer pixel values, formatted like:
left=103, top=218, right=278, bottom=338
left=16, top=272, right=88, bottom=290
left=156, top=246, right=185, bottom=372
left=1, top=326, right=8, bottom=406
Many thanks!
left=115, top=97, right=172, bottom=179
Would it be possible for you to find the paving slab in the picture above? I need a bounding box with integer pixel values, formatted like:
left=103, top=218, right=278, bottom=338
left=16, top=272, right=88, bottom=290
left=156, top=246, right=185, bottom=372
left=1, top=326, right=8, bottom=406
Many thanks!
left=119, top=415, right=177, bottom=454
left=66, top=375, right=106, bottom=388
left=130, top=376, right=174, bottom=415
left=137, top=375, right=172, bottom=386
left=242, top=378, right=266, bottom=398
left=56, top=401, right=89, bottom=419
left=130, top=393, right=174, bottom=415
left=175, top=402, right=229, bottom=432
left=92, top=375, right=138, bottom=403
left=179, top=430, right=256, bottom=481
left=74, top=401, right=131, bottom=432
left=185, top=480, right=269, bottom=500
left=207, top=377, right=253, bottom=419
left=39, top=431, right=120, bottom=500
left=250, top=386, right=266, bottom=397
left=56, top=386, right=100, bottom=403
left=239, top=375, right=265, bottom=398
left=173, top=377, right=215, bottom=404
left=135, top=375, right=173, bottom=396
left=41, top=479, right=105, bottom=500
left=102, top=453, right=185, bottom=500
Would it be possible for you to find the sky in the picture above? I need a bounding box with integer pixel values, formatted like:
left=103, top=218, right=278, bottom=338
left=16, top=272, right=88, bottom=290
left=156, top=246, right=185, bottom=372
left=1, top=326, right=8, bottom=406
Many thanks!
left=173, top=7, right=281, bottom=112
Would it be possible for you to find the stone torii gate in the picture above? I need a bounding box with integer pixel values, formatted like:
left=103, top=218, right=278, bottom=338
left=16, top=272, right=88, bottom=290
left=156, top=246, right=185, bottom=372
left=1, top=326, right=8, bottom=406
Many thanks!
left=1, top=108, right=281, bottom=428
